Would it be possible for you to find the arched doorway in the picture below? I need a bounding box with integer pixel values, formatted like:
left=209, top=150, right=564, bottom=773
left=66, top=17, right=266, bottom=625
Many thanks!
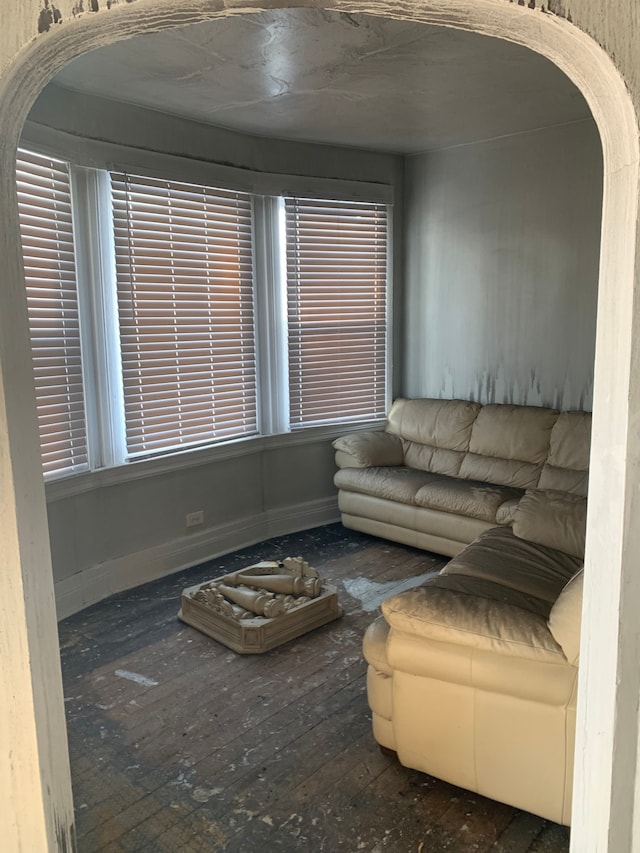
left=0, top=3, right=637, bottom=850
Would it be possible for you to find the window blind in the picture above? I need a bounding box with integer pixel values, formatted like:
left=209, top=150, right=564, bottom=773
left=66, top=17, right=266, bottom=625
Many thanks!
left=285, top=197, right=388, bottom=428
left=16, top=148, right=88, bottom=478
left=111, top=173, right=257, bottom=457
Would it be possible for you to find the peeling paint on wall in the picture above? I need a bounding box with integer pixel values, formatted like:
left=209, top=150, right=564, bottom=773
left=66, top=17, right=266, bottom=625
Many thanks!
left=37, top=0, right=140, bottom=37
left=37, top=1, right=63, bottom=33
left=29, top=0, right=578, bottom=44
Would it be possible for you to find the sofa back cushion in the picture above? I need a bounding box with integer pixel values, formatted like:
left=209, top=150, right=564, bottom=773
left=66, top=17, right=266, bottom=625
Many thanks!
left=381, top=398, right=590, bottom=491
left=387, top=398, right=481, bottom=449
left=538, top=411, right=591, bottom=497
left=512, top=488, right=587, bottom=559
left=386, top=398, right=481, bottom=475
left=458, top=454, right=542, bottom=489
left=458, top=404, right=558, bottom=488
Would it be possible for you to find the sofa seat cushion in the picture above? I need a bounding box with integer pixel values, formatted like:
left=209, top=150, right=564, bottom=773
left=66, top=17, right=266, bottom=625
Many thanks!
left=334, top=466, right=436, bottom=504
left=426, top=573, right=552, bottom=618
left=441, top=527, right=582, bottom=604
left=381, top=575, right=566, bottom=664
left=414, top=477, right=522, bottom=523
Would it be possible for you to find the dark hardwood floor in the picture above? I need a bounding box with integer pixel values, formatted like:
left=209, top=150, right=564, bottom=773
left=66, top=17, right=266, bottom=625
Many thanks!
left=59, top=523, right=571, bottom=852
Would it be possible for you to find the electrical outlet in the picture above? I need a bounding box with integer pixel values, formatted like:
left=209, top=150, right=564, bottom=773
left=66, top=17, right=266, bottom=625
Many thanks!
left=186, top=510, right=204, bottom=528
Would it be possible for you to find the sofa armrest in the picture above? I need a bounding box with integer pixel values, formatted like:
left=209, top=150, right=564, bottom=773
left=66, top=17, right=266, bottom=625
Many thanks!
left=333, top=430, right=403, bottom=468
left=363, top=615, right=392, bottom=674
left=381, top=578, right=569, bottom=664
left=548, top=570, right=583, bottom=664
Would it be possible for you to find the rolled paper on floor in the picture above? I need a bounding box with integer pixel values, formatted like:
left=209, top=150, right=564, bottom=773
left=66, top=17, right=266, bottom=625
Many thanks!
left=219, top=562, right=281, bottom=586
left=230, top=572, right=322, bottom=598
left=224, top=602, right=252, bottom=619
left=216, top=582, right=286, bottom=617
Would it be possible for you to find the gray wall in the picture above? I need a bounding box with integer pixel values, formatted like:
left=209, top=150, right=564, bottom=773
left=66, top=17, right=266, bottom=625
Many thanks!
left=47, top=437, right=338, bottom=595
left=403, top=119, right=603, bottom=410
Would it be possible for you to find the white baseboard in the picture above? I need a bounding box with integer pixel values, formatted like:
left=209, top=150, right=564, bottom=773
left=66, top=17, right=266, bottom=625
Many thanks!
left=55, top=496, right=340, bottom=621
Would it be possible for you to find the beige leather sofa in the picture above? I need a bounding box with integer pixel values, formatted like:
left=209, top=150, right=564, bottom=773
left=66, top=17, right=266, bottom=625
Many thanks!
left=363, top=493, right=586, bottom=825
left=334, top=397, right=590, bottom=556
left=334, top=398, right=590, bottom=824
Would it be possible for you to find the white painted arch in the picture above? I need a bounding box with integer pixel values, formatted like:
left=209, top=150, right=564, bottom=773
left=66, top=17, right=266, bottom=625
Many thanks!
left=0, top=1, right=638, bottom=850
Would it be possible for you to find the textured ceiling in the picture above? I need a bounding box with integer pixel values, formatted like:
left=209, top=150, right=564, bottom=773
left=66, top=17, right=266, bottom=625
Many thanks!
left=49, top=8, right=592, bottom=154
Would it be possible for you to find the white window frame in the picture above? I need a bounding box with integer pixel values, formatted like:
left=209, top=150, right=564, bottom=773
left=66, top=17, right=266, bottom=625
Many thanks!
left=70, top=165, right=127, bottom=470
left=253, top=195, right=290, bottom=436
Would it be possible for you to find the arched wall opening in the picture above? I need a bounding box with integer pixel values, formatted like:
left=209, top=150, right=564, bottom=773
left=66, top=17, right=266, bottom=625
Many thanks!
left=0, top=2, right=637, bottom=851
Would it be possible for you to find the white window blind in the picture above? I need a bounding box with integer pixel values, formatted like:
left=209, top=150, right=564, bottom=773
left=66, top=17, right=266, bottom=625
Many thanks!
left=285, top=197, right=388, bottom=428
left=111, top=173, right=257, bottom=457
left=16, top=149, right=89, bottom=478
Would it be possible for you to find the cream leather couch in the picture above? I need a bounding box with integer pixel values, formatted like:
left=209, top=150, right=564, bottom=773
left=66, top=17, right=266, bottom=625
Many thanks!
left=334, top=398, right=590, bottom=824
left=334, top=397, right=590, bottom=556
left=363, top=493, right=586, bottom=825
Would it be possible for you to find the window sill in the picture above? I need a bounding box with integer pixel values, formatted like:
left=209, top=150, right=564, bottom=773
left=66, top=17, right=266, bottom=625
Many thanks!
left=44, top=420, right=385, bottom=502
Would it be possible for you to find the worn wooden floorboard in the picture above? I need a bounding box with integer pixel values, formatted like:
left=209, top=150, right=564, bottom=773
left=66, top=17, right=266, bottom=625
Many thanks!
left=59, top=524, right=571, bottom=852
left=488, top=811, right=549, bottom=852
left=418, top=789, right=515, bottom=851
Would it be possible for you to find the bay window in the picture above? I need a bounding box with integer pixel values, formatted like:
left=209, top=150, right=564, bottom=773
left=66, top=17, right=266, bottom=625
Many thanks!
left=16, top=147, right=391, bottom=480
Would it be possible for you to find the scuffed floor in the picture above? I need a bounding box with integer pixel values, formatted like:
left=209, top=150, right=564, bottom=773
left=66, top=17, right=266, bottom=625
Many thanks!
left=59, top=524, right=570, bottom=852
